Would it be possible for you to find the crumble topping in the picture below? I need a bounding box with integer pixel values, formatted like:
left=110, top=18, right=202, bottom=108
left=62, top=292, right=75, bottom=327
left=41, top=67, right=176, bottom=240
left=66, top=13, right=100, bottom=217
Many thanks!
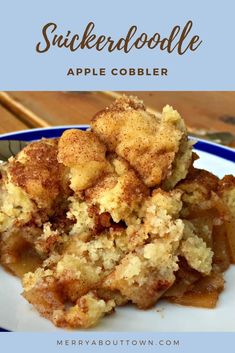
left=0, top=95, right=234, bottom=328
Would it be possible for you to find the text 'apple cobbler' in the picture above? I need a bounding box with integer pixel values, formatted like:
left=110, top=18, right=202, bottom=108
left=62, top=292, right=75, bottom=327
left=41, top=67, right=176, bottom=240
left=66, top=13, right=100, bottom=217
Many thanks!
left=0, top=95, right=234, bottom=328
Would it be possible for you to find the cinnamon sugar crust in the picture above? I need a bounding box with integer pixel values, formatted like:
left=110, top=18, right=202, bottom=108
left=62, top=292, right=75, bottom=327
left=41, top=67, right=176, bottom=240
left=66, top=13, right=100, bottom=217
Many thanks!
left=92, top=96, right=192, bottom=187
left=8, top=138, right=68, bottom=210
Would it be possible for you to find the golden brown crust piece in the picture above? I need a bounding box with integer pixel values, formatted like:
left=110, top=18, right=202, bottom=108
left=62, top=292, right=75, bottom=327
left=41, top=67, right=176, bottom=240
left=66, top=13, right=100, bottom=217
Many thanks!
left=177, top=168, right=220, bottom=218
left=217, top=175, right=235, bottom=215
left=23, top=272, right=65, bottom=320
left=218, top=175, right=235, bottom=190
left=178, top=167, right=219, bottom=193
left=8, top=138, right=68, bottom=210
left=58, top=129, right=111, bottom=192
left=58, top=129, right=107, bottom=167
left=92, top=95, right=192, bottom=187
left=85, top=155, right=149, bottom=223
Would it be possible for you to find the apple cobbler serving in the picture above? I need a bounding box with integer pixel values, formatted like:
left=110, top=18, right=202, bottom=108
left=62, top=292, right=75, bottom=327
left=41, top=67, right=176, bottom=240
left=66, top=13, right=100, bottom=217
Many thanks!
left=0, top=96, right=234, bottom=329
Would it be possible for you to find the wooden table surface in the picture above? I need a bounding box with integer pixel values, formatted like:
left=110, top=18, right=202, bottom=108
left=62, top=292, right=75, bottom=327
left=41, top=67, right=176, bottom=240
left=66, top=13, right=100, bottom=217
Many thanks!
left=0, top=91, right=235, bottom=146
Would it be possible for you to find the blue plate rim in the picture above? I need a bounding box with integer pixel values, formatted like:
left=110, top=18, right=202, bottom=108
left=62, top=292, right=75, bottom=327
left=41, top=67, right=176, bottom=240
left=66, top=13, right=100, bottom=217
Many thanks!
left=0, top=126, right=234, bottom=332
left=0, top=125, right=89, bottom=138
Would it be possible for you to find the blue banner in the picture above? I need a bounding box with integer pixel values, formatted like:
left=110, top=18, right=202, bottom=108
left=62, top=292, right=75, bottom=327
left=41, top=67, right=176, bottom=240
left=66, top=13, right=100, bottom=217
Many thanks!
left=0, top=0, right=234, bottom=90
left=0, top=332, right=235, bottom=353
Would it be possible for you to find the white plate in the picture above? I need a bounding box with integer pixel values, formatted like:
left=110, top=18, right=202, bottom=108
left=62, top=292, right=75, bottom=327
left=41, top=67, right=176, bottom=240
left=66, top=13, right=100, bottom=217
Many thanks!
left=0, top=127, right=234, bottom=332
